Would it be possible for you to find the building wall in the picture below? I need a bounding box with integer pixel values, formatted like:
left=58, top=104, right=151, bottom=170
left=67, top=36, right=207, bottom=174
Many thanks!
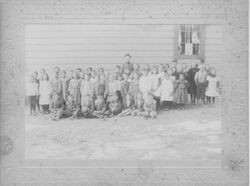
left=25, top=24, right=175, bottom=72
left=25, top=23, right=223, bottom=75
left=205, top=25, right=223, bottom=74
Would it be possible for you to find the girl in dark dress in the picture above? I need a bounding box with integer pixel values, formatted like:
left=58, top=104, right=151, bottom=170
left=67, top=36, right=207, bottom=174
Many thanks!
left=174, top=73, right=189, bottom=110
left=187, top=63, right=199, bottom=104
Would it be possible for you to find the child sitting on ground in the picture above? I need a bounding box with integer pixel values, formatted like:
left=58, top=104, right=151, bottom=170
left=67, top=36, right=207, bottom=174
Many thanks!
left=92, top=95, right=107, bottom=118
left=104, top=91, right=122, bottom=117
left=143, top=93, right=157, bottom=119
left=50, top=93, right=65, bottom=121
left=118, top=93, right=135, bottom=117
left=81, top=94, right=93, bottom=118
left=63, top=94, right=80, bottom=119
left=131, top=92, right=145, bottom=116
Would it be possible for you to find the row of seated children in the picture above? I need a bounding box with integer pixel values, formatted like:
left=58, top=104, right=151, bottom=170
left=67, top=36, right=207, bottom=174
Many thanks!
left=49, top=90, right=156, bottom=121
left=26, top=62, right=220, bottom=120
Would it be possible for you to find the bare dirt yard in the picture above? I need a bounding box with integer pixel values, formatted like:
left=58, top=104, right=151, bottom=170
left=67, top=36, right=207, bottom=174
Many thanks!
left=25, top=100, right=222, bottom=161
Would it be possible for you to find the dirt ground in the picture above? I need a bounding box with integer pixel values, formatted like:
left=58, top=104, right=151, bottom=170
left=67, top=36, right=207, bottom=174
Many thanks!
left=25, top=99, right=222, bottom=160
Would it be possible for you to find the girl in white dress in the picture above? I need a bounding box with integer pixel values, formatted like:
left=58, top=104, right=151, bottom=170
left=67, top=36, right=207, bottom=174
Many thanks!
left=80, top=73, right=94, bottom=106
left=39, top=73, right=51, bottom=114
left=159, top=69, right=175, bottom=110
left=139, top=65, right=152, bottom=102
left=205, top=68, right=220, bottom=105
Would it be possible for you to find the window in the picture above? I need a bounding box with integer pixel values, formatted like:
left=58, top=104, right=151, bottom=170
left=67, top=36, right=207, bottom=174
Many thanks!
left=174, top=24, right=205, bottom=61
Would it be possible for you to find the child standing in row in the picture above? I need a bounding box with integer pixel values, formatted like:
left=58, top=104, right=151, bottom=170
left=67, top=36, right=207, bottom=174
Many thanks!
left=129, top=72, right=140, bottom=102
left=60, top=70, right=69, bottom=101
left=194, top=65, right=207, bottom=104
left=93, top=74, right=108, bottom=100
left=150, top=66, right=161, bottom=110
left=121, top=73, right=130, bottom=105
left=205, top=68, right=220, bottom=105
left=187, top=63, right=199, bottom=104
left=139, top=65, right=152, bottom=103
left=159, top=69, right=175, bottom=110
left=174, top=73, right=189, bottom=110
left=26, top=75, right=39, bottom=116
left=39, top=73, right=50, bottom=114
left=68, top=71, right=81, bottom=105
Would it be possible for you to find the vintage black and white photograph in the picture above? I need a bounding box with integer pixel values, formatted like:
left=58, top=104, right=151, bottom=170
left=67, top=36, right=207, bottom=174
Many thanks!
left=0, top=0, right=248, bottom=185
left=25, top=24, right=222, bottom=160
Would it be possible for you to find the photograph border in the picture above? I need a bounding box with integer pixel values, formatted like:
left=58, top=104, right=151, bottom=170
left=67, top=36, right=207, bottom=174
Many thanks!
left=0, top=0, right=248, bottom=185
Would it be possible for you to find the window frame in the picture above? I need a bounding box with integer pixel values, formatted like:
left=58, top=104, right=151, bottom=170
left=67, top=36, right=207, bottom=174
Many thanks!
left=173, top=24, right=205, bottom=61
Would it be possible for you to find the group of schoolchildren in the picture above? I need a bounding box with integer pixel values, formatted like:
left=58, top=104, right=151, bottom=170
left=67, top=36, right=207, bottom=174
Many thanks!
left=26, top=54, right=221, bottom=121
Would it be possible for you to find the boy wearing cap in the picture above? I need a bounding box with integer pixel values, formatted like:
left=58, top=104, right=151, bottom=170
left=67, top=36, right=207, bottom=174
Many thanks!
left=122, top=54, right=134, bottom=74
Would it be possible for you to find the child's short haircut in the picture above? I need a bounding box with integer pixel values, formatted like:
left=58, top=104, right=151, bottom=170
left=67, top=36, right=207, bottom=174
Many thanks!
left=179, top=72, right=185, bottom=77
left=143, top=64, right=150, bottom=71
left=115, top=65, right=121, bottom=69
left=125, top=93, right=132, bottom=97
left=152, top=65, right=158, bottom=69
left=124, top=53, right=131, bottom=58
left=87, top=67, right=93, bottom=71
left=98, top=67, right=104, bottom=72
left=134, top=63, right=140, bottom=68
left=146, top=92, right=154, bottom=98
left=54, top=66, right=60, bottom=71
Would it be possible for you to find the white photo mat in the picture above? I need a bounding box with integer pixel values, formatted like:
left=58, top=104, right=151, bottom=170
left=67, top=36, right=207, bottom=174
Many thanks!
left=0, top=0, right=248, bottom=185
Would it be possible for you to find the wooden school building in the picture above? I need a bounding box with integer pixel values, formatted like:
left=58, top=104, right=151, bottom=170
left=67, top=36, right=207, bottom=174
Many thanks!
left=24, top=0, right=224, bottom=75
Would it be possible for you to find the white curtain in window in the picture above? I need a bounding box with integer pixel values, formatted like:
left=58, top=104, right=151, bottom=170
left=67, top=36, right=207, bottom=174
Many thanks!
left=185, top=43, right=193, bottom=55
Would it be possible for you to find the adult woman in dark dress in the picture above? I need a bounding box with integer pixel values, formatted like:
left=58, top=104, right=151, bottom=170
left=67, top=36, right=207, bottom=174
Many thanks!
left=187, top=62, right=199, bottom=104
